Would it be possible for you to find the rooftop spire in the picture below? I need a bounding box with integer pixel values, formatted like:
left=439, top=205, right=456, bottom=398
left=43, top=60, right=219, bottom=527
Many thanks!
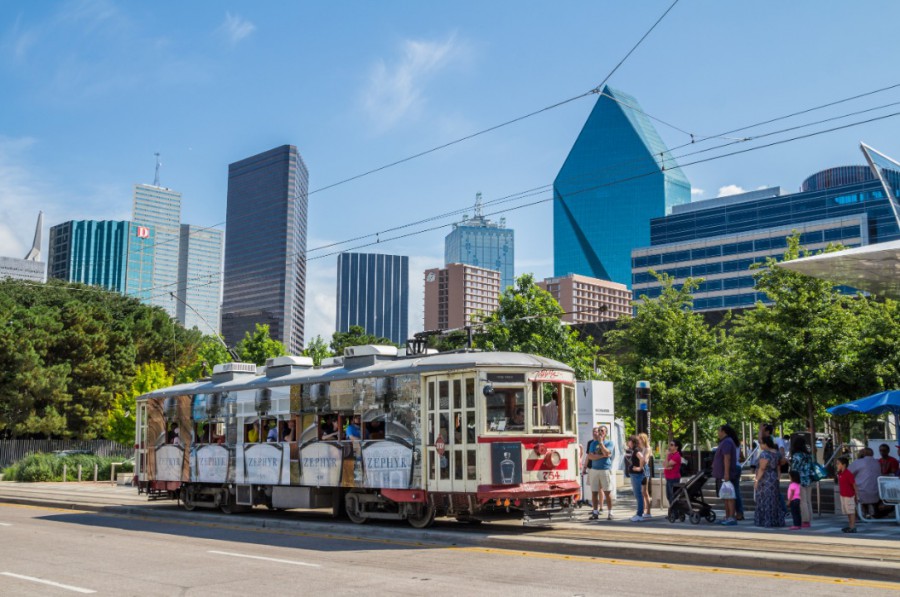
left=153, top=152, right=161, bottom=187
left=24, top=211, right=42, bottom=261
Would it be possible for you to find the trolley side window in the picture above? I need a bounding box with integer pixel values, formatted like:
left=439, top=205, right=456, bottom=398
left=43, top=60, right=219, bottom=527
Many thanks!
left=485, top=387, right=525, bottom=432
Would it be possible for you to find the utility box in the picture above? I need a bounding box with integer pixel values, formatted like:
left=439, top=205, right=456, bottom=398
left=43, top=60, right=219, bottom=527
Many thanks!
left=576, top=380, right=619, bottom=459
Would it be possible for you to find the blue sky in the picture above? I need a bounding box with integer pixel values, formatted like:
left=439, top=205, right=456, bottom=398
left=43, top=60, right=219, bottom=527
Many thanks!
left=1, top=0, right=899, bottom=342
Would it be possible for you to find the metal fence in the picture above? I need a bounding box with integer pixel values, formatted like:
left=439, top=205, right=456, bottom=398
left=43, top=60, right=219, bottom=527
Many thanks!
left=0, top=439, right=132, bottom=468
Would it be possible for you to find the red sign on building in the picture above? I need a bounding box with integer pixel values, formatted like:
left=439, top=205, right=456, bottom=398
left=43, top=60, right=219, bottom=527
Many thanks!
left=136, top=226, right=150, bottom=239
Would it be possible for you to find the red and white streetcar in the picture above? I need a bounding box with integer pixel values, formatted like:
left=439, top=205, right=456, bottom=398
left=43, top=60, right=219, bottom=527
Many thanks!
left=135, top=345, right=579, bottom=527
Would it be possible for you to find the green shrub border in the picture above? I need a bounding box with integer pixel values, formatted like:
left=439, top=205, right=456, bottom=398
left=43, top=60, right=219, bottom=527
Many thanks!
left=2, top=453, right=134, bottom=482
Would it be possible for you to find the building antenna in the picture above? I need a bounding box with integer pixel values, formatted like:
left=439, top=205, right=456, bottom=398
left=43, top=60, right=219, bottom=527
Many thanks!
left=153, top=152, right=161, bottom=187
left=474, top=192, right=483, bottom=218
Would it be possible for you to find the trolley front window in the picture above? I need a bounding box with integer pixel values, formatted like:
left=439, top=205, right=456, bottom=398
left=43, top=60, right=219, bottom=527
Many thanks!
left=485, top=387, right=525, bottom=432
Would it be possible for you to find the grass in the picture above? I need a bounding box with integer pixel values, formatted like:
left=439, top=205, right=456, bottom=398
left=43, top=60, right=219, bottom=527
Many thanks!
left=2, top=453, right=134, bottom=482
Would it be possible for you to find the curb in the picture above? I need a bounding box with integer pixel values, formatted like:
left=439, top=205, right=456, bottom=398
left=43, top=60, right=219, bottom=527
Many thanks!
left=1, top=494, right=896, bottom=583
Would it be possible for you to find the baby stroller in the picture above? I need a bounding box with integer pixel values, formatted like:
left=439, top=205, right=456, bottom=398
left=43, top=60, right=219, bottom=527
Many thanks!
left=667, top=469, right=717, bottom=524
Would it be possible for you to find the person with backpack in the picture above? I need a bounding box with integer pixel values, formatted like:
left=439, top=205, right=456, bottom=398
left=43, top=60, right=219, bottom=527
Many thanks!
left=663, top=439, right=683, bottom=506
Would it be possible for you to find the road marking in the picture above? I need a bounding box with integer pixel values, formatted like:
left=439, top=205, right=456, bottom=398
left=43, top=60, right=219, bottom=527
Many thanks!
left=0, top=522, right=11, bottom=526
left=1, top=572, right=96, bottom=594
left=447, top=546, right=900, bottom=591
left=208, top=550, right=320, bottom=567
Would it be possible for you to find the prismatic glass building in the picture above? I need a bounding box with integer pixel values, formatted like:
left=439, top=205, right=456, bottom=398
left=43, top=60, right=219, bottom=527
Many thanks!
left=335, top=252, right=409, bottom=345
left=221, top=145, right=309, bottom=354
left=177, top=224, right=224, bottom=334
left=48, top=220, right=155, bottom=296
left=445, top=193, right=515, bottom=291
left=554, top=86, right=691, bottom=287
left=631, top=144, right=900, bottom=310
left=133, top=183, right=182, bottom=317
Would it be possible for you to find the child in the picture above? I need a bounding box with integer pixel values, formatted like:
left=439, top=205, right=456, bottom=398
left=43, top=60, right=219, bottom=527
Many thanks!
left=787, top=470, right=802, bottom=530
left=836, top=456, right=857, bottom=533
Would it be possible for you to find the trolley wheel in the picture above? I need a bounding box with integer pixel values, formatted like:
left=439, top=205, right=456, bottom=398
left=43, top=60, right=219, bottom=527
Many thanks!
left=407, top=503, right=436, bottom=529
left=689, top=512, right=701, bottom=525
left=666, top=511, right=677, bottom=523
left=705, top=511, right=717, bottom=523
left=180, top=487, right=196, bottom=512
left=345, top=493, right=367, bottom=525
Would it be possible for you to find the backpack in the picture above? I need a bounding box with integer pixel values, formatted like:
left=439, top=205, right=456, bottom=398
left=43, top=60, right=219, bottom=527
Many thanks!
left=679, top=456, right=691, bottom=477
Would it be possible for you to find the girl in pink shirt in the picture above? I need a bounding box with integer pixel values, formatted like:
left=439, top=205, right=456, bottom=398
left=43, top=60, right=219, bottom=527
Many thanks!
left=787, top=470, right=802, bottom=530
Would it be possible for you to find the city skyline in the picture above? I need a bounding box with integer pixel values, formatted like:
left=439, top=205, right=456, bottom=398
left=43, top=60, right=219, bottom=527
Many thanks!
left=2, top=2, right=900, bottom=342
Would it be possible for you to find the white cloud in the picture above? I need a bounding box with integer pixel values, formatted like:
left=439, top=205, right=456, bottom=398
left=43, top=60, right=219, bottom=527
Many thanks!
left=219, top=12, right=256, bottom=45
left=0, top=136, right=129, bottom=260
left=717, top=184, right=746, bottom=197
left=362, top=34, right=462, bottom=133
left=691, top=188, right=705, bottom=197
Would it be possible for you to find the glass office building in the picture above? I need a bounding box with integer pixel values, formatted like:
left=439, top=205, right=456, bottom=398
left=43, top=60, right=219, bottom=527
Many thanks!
left=48, top=220, right=155, bottom=297
left=631, top=144, right=900, bottom=310
left=444, top=193, right=515, bottom=291
left=335, top=252, right=409, bottom=345
left=554, top=86, right=691, bottom=286
left=133, top=184, right=182, bottom=317
left=221, top=145, right=309, bottom=354
left=177, top=224, right=224, bottom=334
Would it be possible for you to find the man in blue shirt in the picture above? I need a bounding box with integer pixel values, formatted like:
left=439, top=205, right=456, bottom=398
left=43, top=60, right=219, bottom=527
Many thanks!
left=345, top=415, right=362, bottom=440
left=583, top=425, right=615, bottom=520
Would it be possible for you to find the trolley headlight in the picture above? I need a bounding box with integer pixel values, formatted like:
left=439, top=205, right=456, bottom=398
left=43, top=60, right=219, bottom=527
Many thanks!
left=545, top=450, right=561, bottom=467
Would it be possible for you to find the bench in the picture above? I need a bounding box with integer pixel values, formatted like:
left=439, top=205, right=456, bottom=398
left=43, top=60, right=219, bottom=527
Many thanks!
left=857, top=476, right=900, bottom=524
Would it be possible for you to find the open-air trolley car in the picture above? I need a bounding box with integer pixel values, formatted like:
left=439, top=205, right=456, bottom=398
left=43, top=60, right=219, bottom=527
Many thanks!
left=135, top=346, right=580, bottom=527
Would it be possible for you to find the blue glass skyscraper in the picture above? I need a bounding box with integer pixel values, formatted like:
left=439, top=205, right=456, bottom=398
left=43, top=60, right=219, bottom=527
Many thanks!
left=553, top=86, right=691, bottom=286
left=444, top=193, right=515, bottom=291
left=335, top=252, right=409, bottom=345
left=48, top=220, right=155, bottom=296
left=177, top=224, right=223, bottom=334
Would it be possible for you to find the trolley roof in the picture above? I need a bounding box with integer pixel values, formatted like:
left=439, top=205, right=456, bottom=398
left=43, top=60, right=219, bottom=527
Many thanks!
left=138, top=350, right=575, bottom=401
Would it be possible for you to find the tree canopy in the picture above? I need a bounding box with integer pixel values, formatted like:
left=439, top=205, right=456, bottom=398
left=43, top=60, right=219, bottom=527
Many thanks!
left=474, top=274, right=599, bottom=380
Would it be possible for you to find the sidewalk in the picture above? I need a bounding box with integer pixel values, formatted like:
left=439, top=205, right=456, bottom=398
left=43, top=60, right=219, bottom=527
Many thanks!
left=0, top=481, right=897, bottom=582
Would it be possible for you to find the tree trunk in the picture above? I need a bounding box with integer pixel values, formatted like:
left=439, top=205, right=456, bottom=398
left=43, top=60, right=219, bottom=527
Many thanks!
left=807, top=396, right=816, bottom=459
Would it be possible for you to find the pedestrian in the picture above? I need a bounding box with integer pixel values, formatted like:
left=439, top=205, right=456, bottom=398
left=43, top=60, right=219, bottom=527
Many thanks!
left=713, top=424, right=739, bottom=526
left=583, top=425, right=615, bottom=520
left=878, top=443, right=899, bottom=476
left=787, top=470, right=802, bottom=530
left=753, top=435, right=785, bottom=528
left=638, top=432, right=653, bottom=518
left=789, top=434, right=815, bottom=528
left=663, top=439, right=683, bottom=506
left=628, top=434, right=647, bottom=522
left=849, top=448, right=881, bottom=519
left=836, top=456, right=857, bottom=533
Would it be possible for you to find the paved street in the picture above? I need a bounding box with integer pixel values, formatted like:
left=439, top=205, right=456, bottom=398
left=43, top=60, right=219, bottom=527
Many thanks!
left=1, top=501, right=898, bottom=597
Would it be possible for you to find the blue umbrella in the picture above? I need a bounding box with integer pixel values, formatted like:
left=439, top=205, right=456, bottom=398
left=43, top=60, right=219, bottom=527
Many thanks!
left=827, top=390, right=900, bottom=445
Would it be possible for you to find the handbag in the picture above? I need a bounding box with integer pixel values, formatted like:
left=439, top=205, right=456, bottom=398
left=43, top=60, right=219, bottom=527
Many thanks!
left=718, top=480, right=736, bottom=499
left=811, top=462, right=827, bottom=483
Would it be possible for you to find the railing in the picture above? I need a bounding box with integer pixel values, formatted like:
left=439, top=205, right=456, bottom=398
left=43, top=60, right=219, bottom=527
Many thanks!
left=0, top=439, right=132, bottom=468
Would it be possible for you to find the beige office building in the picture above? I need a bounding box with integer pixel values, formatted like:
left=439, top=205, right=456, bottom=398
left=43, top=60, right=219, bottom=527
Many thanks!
left=424, top=263, right=501, bottom=330
left=538, top=274, right=632, bottom=323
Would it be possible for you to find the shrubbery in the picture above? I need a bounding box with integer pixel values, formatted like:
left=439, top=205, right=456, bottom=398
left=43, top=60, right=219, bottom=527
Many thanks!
left=2, top=453, right=134, bottom=482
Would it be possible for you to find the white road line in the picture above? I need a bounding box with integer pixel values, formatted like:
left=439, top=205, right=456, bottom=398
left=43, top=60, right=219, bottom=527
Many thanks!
left=0, top=523, right=11, bottom=526
left=208, top=550, right=321, bottom=567
left=1, top=572, right=96, bottom=594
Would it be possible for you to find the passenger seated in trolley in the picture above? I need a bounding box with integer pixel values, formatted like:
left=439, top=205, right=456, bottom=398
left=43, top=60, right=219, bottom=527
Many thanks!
left=346, top=414, right=362, bottom=440
left=542, top=390, right=560, bottom=427
left=320, top=415, right=340, bottom=440
left=246, top=420, right=260, bottom=443
left=508, top=407, right=526, bottom=430
left=365, top=419, right=385, bottom=440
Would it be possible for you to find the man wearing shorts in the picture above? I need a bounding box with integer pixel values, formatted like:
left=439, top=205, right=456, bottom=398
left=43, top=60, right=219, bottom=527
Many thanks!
left=584, top=425, right=615, bottom=520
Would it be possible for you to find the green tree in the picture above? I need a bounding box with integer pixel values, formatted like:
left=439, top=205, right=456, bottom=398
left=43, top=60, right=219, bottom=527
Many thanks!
left=731, top=234, right=858, bottom=434
left=850, top=296, right=900, bottom=395
left=175, top=336, right=232, bottom=383
left=236, top=323, right=287, bottom=366
left=473, top=274, right=599, bottom=380
left=330, top=325, right=396, bottom=355
left=601, top=274, right=733, bottom=441
left=302, top=335, right=332, bottom=366
left=106, top=361, right=172, bottom=444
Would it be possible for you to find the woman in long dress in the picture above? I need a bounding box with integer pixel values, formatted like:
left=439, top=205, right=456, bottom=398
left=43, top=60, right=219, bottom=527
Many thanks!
left=754, top=435, right=785, bottom=528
